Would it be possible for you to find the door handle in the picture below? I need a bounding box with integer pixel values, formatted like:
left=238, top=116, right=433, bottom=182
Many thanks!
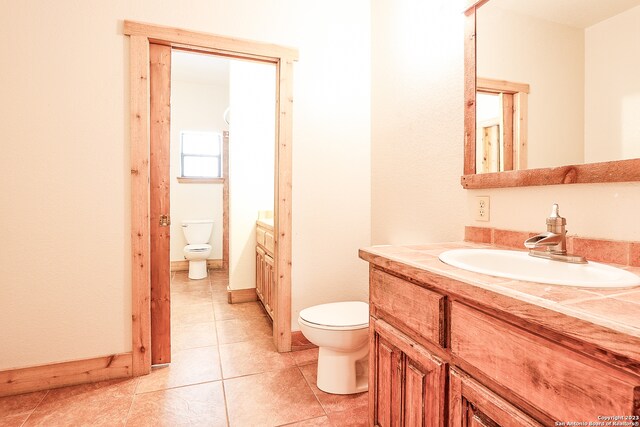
left=159, top=214, right=171, bottom=227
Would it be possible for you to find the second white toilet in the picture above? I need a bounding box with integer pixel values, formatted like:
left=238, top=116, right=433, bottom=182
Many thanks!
left=181, top=219, right=213, bottom=279
left=298, top=301, right=369, bottom=395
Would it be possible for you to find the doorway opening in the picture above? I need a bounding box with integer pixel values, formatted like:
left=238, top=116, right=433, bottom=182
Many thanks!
left=126, top=21, right=298, bottom=376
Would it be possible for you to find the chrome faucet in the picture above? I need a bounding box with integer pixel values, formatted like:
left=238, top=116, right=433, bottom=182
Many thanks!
left=524, top=204, right=587, bottom=264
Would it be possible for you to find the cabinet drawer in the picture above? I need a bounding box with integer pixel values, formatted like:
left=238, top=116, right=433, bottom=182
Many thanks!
left=256, top=226, right=266, bottom=246
left=264, top=230, right=274, bottom=253
left=451, top=302, right=639, bottom=421
left=450, top=368, right=542, bottom=427
left=370, top=268, right=445, bottom=347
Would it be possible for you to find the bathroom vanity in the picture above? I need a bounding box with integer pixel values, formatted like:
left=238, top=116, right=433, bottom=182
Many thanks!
left=256, top=218, right=275, bottom=320
left=360, top=243, right=640, bottom=426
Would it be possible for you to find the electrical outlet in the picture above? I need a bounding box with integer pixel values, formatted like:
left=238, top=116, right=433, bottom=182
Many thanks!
left=475, top=196, right=490, bottom=222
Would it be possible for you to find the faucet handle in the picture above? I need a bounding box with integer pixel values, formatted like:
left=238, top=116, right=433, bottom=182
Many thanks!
left=547, top=203, right=566, bottom=231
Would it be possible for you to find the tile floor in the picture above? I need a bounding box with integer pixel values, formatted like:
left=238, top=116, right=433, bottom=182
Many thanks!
left=0, top=270, right=369, bottom=426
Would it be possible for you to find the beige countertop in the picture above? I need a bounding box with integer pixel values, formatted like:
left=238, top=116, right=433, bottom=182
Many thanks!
left=256, top=218, right=274, bottom=230
left=359, top=242, right=640, bottom=372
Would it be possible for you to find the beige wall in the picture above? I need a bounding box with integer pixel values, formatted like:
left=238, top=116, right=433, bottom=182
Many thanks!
left=585, top=5, right=640, bottom=163
left=0, top=0, right=371, bottom=369
left=169, top=78, right=228, bottom=262
left=228, top=60, right=275, bottom=291
left=290, top=3, right=371, bottom=326
left=372, top=0, right=640, bottom=253
left=371, top=0, right=467, bottom=246
left=477, top=4, right=585, bottom=169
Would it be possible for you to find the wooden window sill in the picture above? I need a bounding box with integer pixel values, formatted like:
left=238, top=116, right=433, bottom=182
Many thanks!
left=176, top=177, right=224, bottom=184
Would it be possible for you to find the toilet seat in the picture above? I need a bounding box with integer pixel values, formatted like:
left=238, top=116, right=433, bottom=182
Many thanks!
left=185, top=244, right=211, bottom=252
left=299, top=301, right=368, bottom=331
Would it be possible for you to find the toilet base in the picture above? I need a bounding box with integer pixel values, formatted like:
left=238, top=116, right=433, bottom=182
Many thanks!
left=316, top=345, right=369, bottom=395
left=188, top=260, right=207, bottom=280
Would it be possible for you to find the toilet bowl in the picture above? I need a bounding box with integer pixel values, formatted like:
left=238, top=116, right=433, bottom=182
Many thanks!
left=298, top=301, right=369, bottom=395
left=181, top=219, right=214, bottom=280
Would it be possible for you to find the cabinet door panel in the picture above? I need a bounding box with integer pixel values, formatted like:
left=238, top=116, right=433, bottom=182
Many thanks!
left=404, top=362, right=426, bottom=427
left=372, top=318, right=446, bottom=427
left=449, top=368, right=542, bottom=427
left=375, top=336, right=402, bottom=427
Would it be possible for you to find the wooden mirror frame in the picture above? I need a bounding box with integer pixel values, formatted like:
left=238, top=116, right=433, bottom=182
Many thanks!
left=462, top=0, right=640, bottom=189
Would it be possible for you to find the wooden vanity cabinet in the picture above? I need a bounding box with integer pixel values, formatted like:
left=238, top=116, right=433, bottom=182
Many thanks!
left=367, top=264, right=640, bottom=427
left=256, top=222, right=275, bottom=319
left=370, top=318, right=446, bottom=427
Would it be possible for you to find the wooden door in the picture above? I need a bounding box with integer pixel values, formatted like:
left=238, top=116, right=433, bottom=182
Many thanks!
left=449, top=369, right=542, bottom=427
left=149, top=43, right=172, bottom=365
left=371, top=319, right=446, bottom=427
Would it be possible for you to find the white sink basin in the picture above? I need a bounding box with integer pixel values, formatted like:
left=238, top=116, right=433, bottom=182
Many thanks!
left=439, top=249, right=640, bottom=288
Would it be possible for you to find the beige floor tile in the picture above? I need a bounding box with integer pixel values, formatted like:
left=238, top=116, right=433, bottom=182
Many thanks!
left=216, top=316, right=272, bottom=344
left=172, top=303, right=215, bottom=325
left=127, top=381, right=227, bottom=427
left=0, top=390, right=47, bottom=417
left=25, top=378, right=138, bottom=427
left=219, top=338, right=296, bottom=379
left=171, top=290, right=212, bottom=307
left=213, top=301, right=268, bottom=321
left=299, top=363, right=368, bottom=415
left=278, top=416, right=332, bottom=426
left=326, top=404, right=368, bottom=426
left=2, top=413, right=31, bottom=427
left=290, top=348, right=319, bottom=366
left=172, top=321, right=218, bottom=350
left=224, top=367, right=324, bottom=427
left=171, top=277, right=209, bottom=287
left=136, top=346, right=222, bottom=394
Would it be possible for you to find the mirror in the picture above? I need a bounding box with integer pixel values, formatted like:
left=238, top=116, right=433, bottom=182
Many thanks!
left=462, top=0, right=640, bottom=188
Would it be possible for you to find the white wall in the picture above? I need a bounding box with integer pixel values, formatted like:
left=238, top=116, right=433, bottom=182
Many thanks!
left=228, top=60, right=275, bottom=291
left=477, top=4, right=585, bottom=169
left=371, top=0, right=640, bottom=253
left=371, top=0, right=467, bottom=246
left=466, top=183, right=640, bottom=241
left=169, top=77, right=228, bottom=262
left=0, top=0, right=371, bottom=369
left=585, top=5, right=640, bottom=163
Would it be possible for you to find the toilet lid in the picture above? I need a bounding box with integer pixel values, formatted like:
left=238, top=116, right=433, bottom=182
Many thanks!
left=185, top=244, right=211, bottom=251
left=299, top=301, right=369, bottom=328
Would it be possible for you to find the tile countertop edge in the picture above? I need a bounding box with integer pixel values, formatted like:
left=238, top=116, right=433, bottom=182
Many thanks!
left=256, top=219, right=274, bottom=230
left=358, top=243, right=640, bottom=376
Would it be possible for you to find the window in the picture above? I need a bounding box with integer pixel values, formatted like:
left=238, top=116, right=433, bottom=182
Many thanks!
left=180, top=131, right=222, bottom=178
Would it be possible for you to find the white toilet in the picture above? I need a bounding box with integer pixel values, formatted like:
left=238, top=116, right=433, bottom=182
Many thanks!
left=298, top=301, right=369, bottom=395
left=181, top=219, right=213, bottom=280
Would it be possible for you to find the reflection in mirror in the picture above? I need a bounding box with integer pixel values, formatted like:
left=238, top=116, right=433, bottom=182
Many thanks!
left=476, top=0, right=640, bottom=173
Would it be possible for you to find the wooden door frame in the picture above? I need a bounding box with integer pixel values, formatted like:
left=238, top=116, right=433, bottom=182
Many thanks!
left=125, top=21, right=298, bottom=375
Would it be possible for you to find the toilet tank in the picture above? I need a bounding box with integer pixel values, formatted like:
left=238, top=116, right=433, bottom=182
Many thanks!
left=181, top=219, right=214, bottom=244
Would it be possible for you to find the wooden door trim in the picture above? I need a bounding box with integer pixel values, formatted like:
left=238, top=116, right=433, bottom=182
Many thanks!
left=222, top=131, right=229, bottom=270
left=126, top=21, right=298, bottom=375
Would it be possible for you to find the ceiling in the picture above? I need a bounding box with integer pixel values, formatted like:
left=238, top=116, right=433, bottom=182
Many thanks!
left=171, top=50, right=230, bottom=85
left=490, top=0, right=640, bottom=28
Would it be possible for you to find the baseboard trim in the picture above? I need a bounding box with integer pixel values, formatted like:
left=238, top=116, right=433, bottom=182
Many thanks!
left=170, top=259, right=223, bottom=272
left=0, top=352, right=133, bottom=397
left=291, top=331, right=317, bottom=352
left=226, top=286, right=258, bottom=304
